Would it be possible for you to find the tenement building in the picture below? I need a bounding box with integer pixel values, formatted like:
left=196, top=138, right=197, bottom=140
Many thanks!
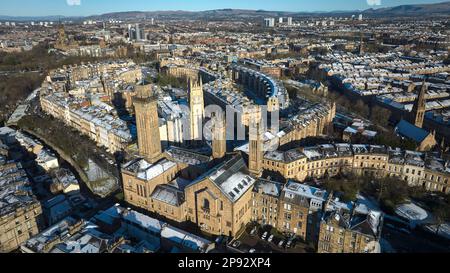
left=260, top=143, right=449, bottom=194
left=0, top=161, right=43, bottom=253
left=251, top=180, right=328, bottom=241
left=317, top=199, right=383, bottom=253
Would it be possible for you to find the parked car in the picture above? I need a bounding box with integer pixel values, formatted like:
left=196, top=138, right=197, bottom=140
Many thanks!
left=215, top=236, right=224, bottom=245
left=249, top=249, right=256, bottom=253
left=216, top=236, right=231, bottom=246
left=268, top=235, right=274, bottom=243
left=232, top=241, right=241, bottom=248
left=286, top=239, right=293, bottom=248
left=278, top=240, right=285, bottom=248
left=261, top=231, right=268, bottom=240
left=250, top=227, right=257, bottom=236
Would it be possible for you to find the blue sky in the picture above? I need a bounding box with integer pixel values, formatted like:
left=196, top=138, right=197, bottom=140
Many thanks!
left=0, top=0, right=446, bottom=17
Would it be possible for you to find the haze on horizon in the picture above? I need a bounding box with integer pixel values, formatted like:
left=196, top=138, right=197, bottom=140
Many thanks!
left=0, top=0, right=447, bottom=17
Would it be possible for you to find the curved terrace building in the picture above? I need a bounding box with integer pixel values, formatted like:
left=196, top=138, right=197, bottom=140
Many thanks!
left=231, top=64, right=290, bottom=110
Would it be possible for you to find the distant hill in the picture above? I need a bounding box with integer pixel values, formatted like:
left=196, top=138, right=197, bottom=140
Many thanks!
left=362, top=1, right=450, bottom=17
left=1, top=1, right=449, bottom=22
left=86, top=1, right=450, bottom=20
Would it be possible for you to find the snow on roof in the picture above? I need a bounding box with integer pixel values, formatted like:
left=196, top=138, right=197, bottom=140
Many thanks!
left=123, top=158, right=177, bottom=181
left=284, top=181, right=328, bottom=202
left=122, top=209, right=164, bottom=234
left=303, top=148, right=322, bottom=159
left=219, top=172, right=255, bottom=202
left=161, top=225, right=211, bottom=252
left=253, top=179, right=282, bottom=197
left=151, top=185, right=183, bottom=206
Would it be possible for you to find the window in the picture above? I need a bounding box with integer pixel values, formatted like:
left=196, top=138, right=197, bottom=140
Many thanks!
left=285, top=213, right=292, bottom=221
left=203, top=198, right=210, bottom=211
left=284, top=203, right=292, bottom=211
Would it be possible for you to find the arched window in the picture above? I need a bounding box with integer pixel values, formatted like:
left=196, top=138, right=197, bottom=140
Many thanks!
left=203, top=199, right=210, bottom=211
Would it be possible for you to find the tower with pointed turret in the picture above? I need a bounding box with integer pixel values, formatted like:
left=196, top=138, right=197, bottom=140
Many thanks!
left=359, top=31, right=365, bottom=56
left=412, top=81, right=427, bottom=128
left=188, top=77, right=204, bottom=143
left=133, top=84, right=162, bottom=163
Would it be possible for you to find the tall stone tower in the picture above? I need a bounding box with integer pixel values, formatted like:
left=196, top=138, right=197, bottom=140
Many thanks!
left=212, top=113, right=227, bottom=159
left=189, top=77, right=205, bottom=142
left=412, top=81, right=427, bottom=128
left=248, top=111, right=264, bottom=177
left=133, top=84, right=162, bottom=163
left=359, top=31, right=365, bottom=55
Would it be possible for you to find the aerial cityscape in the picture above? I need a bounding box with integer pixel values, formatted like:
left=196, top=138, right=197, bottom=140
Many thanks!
left=1, top=0, right=450, bottom=260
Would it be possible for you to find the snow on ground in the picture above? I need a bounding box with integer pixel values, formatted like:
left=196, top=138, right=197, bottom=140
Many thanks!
left=395, top=202, right=429, bottom=222
left=356, top=193, right=381, bottom=214
left=424, top=223, right=450, bottom=240
left=84, top=159, right=118, bottom=197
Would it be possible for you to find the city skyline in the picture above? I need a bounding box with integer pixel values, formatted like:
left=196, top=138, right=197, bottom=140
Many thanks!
left=0, top=0, right=447, bottom=17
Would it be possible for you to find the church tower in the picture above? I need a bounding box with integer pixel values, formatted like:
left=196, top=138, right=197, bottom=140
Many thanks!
left=212, top=113, right=227, bottom=159
left=248, top=111, right=264, bottom=177
left=412, top=81, right=427, bottom=128
left=133, top=84, right=162, bottom=163
left=359, top=31, right=365, bottom=56
left=189, top=77, right=205, bottom=143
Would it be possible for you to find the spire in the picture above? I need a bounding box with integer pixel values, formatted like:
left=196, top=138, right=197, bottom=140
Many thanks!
left=412, top=80, right=427, bottom=128
left=359, top=31, right=364, bottom=55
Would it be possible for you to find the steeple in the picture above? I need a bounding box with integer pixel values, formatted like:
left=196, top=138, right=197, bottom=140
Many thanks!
left=359, top=31, right=364, bottom=55
left=412, top=80, right=427, bottom=128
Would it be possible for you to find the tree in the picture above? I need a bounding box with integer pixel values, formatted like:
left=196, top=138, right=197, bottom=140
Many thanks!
left=353, top=99, right=370, bottom=118
left=368, top=177, right=409, bottom=212
left=323, top=175, right=362, bottom=202
left=432, top=206, right=449, bottom=235
left=371, top=106, right=391, bottom=127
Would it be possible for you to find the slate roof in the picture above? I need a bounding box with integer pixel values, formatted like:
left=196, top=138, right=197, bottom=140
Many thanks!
left=395, top=119, right=430, bottom=143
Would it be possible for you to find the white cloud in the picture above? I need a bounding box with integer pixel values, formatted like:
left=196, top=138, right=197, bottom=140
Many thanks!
left=67, top=0, right=81, bottom=6
left=367, top=0, right=382, bottom=6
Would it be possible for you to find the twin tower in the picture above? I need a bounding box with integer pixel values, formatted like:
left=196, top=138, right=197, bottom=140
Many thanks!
left=133, top=78, right=246, bottom=167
